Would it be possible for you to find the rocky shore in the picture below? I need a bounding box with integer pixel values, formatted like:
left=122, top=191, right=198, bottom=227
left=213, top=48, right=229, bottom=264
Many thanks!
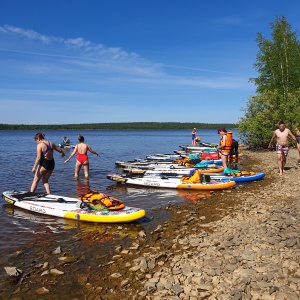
left=93, top=148, right=300, bottom=300
left=4, top=148, right=300, bottom=300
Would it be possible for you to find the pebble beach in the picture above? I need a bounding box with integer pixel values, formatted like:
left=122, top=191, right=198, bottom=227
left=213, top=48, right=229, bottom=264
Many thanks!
left=94, top=148, right=300, bottom=300
left=4, top=148, right=300, bottom=300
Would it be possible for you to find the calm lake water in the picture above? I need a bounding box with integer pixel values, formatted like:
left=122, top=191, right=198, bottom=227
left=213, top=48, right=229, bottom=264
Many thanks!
left=0, top=129, right=238, bottom=291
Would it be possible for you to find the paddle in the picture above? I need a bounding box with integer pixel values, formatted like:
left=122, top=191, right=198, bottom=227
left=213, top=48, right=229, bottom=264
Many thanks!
left=11, top=192, right=77, bottom=203
left=17, top=196, right=76, bottom=203
left=12, top=192, right=46, bottom=200
left=20, top=197, right=74, bottom=203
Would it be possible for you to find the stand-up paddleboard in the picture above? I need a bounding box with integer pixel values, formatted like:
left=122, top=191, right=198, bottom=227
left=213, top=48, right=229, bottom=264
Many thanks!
left=123, top=164, right=224, bottom=176
left=58, top=143, right=75, bottom=149
left=145, top=154, right=181, bottom=161
left=107, top=174, right=236, bottom=190
left=215, top=171, right=265, bottom=182
left=2, top=190, right=146, bottom=223
left=140, top=171, right=265, bottom=183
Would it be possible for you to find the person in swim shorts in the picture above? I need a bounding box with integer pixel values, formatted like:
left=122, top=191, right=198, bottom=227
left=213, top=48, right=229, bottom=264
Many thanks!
left=268, top=121, right=296, bottom=176
left=30, top=133, right=65, bottom=194
left=65, top=135, right=99, bottom=178
left=229, top=138, right=239, bottom=168
left=294, top=126, right=300, bottom=164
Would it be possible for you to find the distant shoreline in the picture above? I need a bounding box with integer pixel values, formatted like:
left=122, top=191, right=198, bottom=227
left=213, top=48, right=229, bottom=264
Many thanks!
left=0, top=122, right=237, bottom=130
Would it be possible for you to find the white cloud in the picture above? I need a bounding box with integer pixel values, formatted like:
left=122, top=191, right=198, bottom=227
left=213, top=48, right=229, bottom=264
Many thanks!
left=0, top=25, right=247, bottom=74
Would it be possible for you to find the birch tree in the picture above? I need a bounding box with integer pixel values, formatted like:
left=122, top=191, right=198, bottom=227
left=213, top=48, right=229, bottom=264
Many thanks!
left=239, top=15, right=300, bottom=148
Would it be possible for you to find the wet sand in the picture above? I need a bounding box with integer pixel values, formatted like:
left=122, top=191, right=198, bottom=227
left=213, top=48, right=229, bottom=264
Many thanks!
left=3, top=148, right=300, bottom=300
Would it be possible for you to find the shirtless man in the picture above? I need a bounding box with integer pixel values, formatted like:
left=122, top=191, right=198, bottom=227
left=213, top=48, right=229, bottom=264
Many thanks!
left=268, top=121, right=296, bottom=176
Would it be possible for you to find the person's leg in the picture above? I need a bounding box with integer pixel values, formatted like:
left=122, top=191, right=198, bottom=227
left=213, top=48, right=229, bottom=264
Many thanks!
left=30, top=166, right=42, bottom=192
left=234, top=145, right=239, bottom=163
left=83, top=163, right=89, bottom=178
left=282, top=156, right=286, bottom=170
left=297, top=142, right=300, bottom=161
left=282, top=147, right=288, bottom=171
left=42, top=170, right=53, bottom=194
left=75, top=161, right=81, bottom=178
left=277, top=153, right=283, bottom=176
left=229, top=152, right=235, bottom=168
left=221, top=153, right=228, bottom=169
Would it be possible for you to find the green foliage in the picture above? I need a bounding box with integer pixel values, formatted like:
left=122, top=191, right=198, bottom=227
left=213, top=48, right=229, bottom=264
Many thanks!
left=0, top=122, right=237, bottom=131
left=238, top=92, right=281, bottom=148
left=239, top=15, right=300, bottom=148
left=251, top=15, right=300, bottom=96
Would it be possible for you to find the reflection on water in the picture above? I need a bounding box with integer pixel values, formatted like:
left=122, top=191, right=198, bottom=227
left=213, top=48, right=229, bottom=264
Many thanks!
left=76, top=177, right=91, bottom=196
left=1, top=129, right=238, bottom=296
left=106, top=183, right=213, bottom=206
left=3, top=204, right=68, bottom=233
left=177, top=189, right=212, bottom=203
left=3, top=201, right=149, bottom=238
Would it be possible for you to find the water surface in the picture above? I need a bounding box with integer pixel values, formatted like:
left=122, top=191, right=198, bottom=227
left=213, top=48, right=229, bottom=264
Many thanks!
left=0, top=129, right=238, bottom=290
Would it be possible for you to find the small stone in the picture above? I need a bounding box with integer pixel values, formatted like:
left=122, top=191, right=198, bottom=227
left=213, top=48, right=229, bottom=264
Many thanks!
left=121, top=279, right=130, bottom=287
left=35, top=287, right=49, bottom=295
left=58, top=256, right=78, bottom=263
left=41, top=271, right=49, bottom=276
left=50, top=268, right=64, bottom=275
left=138, top=231, right=146, bottom=237
left=269, top=286, right=279, bottom=294
left=52, top=246, right=61, bottom=254
left=110, top=273, right=122, bottom=278
left=42, top=262, right=49, bottom=269
left=4, top=267, right=22, bottom=277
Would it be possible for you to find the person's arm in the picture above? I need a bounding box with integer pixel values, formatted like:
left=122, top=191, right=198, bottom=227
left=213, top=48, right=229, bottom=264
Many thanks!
left=87, top=145, right=99, bottom=156
left=218, top=135, right=227, bottom=150
left=268, top=132, right=276, bottom=148
left=52, top=143, right=65, bottom=157
left=32, top=146, right=42, bottom=173
left=288, top=129, right=296, bottom=142
left=65, top=146, right=77, bottom=163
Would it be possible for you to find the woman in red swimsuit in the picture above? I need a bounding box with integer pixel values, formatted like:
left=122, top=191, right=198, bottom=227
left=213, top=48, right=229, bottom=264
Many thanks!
left=30, top=133, right=65, bottom=194
left=65, top=135, right=99, bottom=178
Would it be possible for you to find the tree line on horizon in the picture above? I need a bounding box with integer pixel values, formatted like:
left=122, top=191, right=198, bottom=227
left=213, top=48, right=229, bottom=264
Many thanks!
left=0, top=122, right=237, bottom=131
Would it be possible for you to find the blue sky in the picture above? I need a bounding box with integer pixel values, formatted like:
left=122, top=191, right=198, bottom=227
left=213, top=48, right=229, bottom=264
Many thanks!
left=0, top=1, right=299, bottom=125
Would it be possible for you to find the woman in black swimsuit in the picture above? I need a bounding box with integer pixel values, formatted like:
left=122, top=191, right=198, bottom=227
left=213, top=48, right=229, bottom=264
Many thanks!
left=30, top=133, right=65, bottom=194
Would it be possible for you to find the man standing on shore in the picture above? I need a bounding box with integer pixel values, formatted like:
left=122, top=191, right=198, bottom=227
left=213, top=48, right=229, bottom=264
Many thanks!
left=268, top=121, right=296, bottom=176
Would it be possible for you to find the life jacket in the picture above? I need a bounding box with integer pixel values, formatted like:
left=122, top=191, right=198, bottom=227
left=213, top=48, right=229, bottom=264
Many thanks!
left=219, top=132, right=233, bottom=153
left=175, top=157, right=200, bottom=167
left=78, top=190, right=125, bottom=210
left=180, top=170, right=211, bottom=183
left=225, top=170, right=255, bottom=177
left=201, top=152, right=219, bottom=160
left=188, top=153, right=200, bottom=160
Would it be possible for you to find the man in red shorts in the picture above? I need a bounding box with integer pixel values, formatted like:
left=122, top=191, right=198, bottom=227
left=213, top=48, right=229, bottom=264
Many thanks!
left=268, top=121, right=296, bottom=176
